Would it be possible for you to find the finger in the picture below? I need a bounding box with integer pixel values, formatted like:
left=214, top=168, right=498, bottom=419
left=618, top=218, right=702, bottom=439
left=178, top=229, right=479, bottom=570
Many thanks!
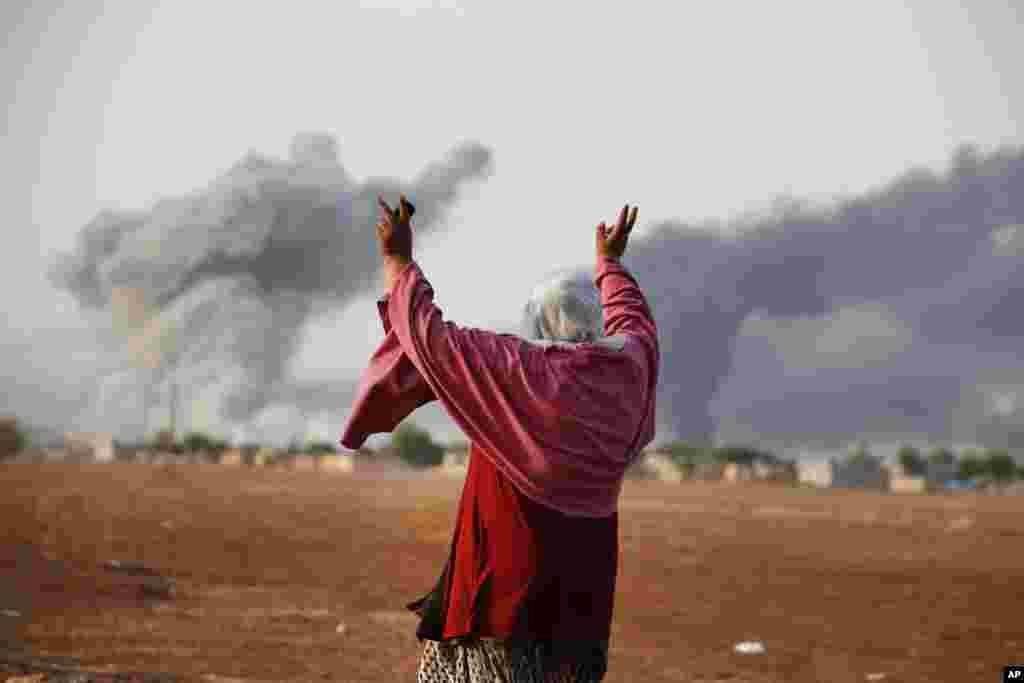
left=399, top=195, right=415, bottom=218
left=377, top=196, right=394, bottom=221
left=627, top=206, right=638, bottom=231
left=398, top=193, right=410, bottom=223
left=617, top=205, right=629, bottom=231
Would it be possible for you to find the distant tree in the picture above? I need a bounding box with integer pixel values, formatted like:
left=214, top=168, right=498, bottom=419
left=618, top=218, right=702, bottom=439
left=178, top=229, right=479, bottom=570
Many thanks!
left=183, top=431, right=218, bottom=452
left=663, top=440, right=709, bottom=465
left=392, top=421, right=444, bottom=468
left=846, top=443, right=871, bottom=465
left=958, top=453, right=987, bottom=480
left=306, top=441, right=337, bottom=455
left=897, top=444, right=926, bottom=475
left=286, top=438, right=303, bottom=455
left=713, top=444, right=764, bottom=465
left=986, top=448, right=1016, bottom=482
left=927, top=447, right=955, bottom=466
left=0, top=416, right=27, bottom=460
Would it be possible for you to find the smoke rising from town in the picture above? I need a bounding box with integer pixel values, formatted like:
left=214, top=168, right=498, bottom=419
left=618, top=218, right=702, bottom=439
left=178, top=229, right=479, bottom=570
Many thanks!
left=622, top=144, right=1024, bottom=449
left=39, top=138, right=1024, bottom=453
left=48, top=132, right=493, bottom=440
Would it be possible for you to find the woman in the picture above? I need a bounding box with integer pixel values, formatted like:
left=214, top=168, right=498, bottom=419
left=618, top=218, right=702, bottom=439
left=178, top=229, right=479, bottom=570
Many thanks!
left=341, top=196, right=659, bottom=682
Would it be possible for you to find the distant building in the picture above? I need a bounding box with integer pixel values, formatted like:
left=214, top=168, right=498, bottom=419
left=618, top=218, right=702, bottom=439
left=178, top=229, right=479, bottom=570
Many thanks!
left=253, top=448, right=277, bottom=467
left=39, top=447, right=70, bottom=462
left=797, top=461, right=834, bottom=488
left=636, top=450, right=686, bottom=482
left=691, top=462, right=724, bottom=482
left=722, top=462, right=755, bottom=483
left=220, top=449, right=243, bottom=466
left=1003, top=481, right=1024, bottom=496
left=884, top=458, right=958, bottom=491
left=889, top=475, right=935, bottom=494
left=148, top=451, right=177, bottom=465
left=792, top=443, right=888, bottom=491
left=833, top=457, right=889, bottom=491
left=64, top=432, right=115, bottom=463
left=753, top=461, right=797, bottom=482
left=440, top=449, right=470, bottom=477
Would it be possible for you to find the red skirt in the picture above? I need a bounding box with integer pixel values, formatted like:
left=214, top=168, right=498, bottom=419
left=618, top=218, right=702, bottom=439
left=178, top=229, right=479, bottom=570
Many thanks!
left=407, top=443, right=618, bottom=672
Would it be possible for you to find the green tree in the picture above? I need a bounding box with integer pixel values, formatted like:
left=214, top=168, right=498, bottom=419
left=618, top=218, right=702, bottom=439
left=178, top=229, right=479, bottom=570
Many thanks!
left=846, top=442, right=875, bottom=466
left=392, top=421, right=444, bottom=468
left=663, top=440, right=709, bottom=465
left=958, top=452, right=987, bottom=480
left=0, top=416, right=27, bottom=461
left=986, top=448, right=1016, bottom=481
left=927, top=447, right=955, bottom=466
left=897, top=444, right=926, bottom=475
left=713, top=444, right=762, bottom=465
left=306, top=441, right=337, bottom=455
left=183, top=431, right=218, bottom=452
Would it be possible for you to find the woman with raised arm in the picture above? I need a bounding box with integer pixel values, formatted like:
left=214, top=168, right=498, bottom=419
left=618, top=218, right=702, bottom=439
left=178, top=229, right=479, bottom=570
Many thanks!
left=341, top=195, right=659, bottom=682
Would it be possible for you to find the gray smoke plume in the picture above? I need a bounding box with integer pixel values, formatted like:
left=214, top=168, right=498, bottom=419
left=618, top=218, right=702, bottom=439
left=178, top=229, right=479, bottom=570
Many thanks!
left=49, top=132, right=492, bottom=437
left=621, top=144, right=1024, bottom=449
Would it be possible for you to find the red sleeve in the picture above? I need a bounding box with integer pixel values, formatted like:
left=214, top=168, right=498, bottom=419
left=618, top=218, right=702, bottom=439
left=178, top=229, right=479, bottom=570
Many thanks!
left=593, top=256, right=659, bottom=374
left=384, top=261, right=562, bottom=471
left=337, top=293, right=437, bottom=450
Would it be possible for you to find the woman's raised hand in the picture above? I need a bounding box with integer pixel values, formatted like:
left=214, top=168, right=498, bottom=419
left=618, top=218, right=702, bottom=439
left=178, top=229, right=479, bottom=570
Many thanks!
left=596, top=204, right=638, bottom=262
left=376, top=194, right=416, bottom=263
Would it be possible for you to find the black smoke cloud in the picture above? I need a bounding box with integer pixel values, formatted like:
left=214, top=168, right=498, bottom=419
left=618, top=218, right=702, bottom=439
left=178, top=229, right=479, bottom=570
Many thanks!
left=621, top=144, right=1024, bottom=448
left=49, top=132, right=492, bottom=435
left=45, top=136, right=1023, bottom=452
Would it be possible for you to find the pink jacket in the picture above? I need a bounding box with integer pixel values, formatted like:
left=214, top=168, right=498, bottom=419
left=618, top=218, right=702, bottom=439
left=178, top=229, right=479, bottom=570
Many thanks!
left=339, top=256, right=659, bottom=518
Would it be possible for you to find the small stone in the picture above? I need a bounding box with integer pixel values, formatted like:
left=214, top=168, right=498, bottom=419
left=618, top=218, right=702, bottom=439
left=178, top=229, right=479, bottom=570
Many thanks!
left=866, top=674, right=887, bottom=681
left=733, top=640, right=766, bottom=655
left=1, top=609, right=22, bottom=617
left=336, top=622, right=348, bottom=635
left=142, top=576, right=176, bottom=598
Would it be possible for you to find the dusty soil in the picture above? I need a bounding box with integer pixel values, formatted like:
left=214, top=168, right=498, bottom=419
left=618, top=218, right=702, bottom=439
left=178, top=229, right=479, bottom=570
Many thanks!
left=1, top=461, right=1021, bottom=682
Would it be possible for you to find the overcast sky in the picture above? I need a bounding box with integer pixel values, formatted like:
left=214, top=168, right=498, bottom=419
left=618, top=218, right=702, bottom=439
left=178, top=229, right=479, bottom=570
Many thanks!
left=2, top=1, right=1021, bottom=449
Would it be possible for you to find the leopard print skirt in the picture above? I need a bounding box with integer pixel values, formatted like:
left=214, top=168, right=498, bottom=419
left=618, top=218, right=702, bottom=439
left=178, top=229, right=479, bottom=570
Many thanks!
left=416, top=637, right=606, bottom=683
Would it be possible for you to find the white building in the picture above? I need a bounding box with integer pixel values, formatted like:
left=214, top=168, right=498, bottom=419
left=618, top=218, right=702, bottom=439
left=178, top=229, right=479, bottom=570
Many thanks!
left=635, top=450, right=686, bottom=482
left=797, top=460, right=835, bottom=487
left=440, top=449, right=470, bottom=477
left=64, top=432, right=115, bottom=463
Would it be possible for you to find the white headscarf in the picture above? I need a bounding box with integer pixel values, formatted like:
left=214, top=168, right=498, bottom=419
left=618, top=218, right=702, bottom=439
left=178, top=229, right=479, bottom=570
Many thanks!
left=520, top=268, right=627, bottom=351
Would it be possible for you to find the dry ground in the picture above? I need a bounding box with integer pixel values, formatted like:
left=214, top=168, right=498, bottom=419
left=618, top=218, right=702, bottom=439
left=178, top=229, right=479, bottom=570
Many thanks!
left=1, top=461, right=1022, bottom=682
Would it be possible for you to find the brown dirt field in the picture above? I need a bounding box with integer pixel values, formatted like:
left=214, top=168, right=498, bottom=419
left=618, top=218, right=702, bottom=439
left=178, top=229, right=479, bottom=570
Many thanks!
left=1, top=462, right=1021, bottom=682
